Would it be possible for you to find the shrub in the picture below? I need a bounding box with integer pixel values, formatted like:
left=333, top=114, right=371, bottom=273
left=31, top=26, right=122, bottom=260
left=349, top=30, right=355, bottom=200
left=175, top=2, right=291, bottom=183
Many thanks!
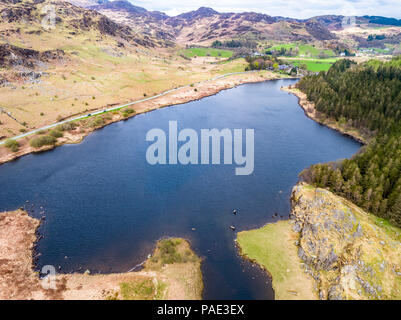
left=89, top=117, right=104, bottom=127
left=49, top=129, right=63, bottom=138
left=57, top=122, right=76, bottom=131
left=5, top=139, right=19, bottom=152
left=29, top=135, right=57, bottom=148
left=123, top=108, right=135, bottom=114
left=122, top=108, right=135, bottom=118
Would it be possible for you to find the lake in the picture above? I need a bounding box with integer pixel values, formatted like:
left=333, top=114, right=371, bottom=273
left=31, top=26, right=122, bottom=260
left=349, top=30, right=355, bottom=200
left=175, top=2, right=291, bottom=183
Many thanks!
left=0, top=79, right=361, bottom=299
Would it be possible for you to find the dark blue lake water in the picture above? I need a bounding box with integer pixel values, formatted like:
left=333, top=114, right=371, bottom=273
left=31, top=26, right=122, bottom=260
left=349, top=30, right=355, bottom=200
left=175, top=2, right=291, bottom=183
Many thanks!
left=0, top=79, right=361, bottom=299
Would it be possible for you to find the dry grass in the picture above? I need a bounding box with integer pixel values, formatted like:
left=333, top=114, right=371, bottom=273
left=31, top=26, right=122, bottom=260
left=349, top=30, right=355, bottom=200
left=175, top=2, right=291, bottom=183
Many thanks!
left=0, top=210, right=203, bottom=300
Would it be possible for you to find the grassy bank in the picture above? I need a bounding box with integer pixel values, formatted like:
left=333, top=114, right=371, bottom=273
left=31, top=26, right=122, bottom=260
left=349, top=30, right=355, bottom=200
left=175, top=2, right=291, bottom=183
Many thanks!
left=237, top=184, right=401, bottom=300
left=237, top=221, right=317, bottom=300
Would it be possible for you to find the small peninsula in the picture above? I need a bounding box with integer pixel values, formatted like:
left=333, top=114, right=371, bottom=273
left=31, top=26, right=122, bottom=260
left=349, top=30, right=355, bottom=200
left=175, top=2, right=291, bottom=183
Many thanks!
left=238, top=183, right=401, bottom=300
left=0, top=210, right=203, bottom=300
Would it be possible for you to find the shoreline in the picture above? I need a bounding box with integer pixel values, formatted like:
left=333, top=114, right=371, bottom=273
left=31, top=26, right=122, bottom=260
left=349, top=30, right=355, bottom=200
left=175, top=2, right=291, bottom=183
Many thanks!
left=0, top=71, right=289, bottom=166
left=281, top=86, right=369, bottom=145
left=236, top=86, right=375, bottom=300
left=237, top=183, right=401, bottom=300
left=0, top=209, right=203, bottom=300
left=237, top=217, right=317, bottom=300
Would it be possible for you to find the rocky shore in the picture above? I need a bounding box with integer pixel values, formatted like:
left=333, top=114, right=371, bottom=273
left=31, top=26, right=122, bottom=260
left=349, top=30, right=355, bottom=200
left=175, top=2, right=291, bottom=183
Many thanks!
left=0, top=210, right=203, bottom=300
left=282, top=86, right=369, bottom=145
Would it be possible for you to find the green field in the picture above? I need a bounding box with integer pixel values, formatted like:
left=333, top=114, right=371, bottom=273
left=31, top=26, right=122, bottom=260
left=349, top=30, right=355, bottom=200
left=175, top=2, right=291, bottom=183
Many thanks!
left=283, top=58, right=338, bottom=72
left=269, top=43, right=336, bottom=58
left=180, top=47, right=233, bottom=58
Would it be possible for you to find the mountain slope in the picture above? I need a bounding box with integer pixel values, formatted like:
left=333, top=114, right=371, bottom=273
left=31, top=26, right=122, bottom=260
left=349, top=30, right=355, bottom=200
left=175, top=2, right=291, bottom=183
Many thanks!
left=87, top=0, right=175, bottom=42
left=85, top=2, right=401, bottom=48
left=89, top=3, right=337, bottom=45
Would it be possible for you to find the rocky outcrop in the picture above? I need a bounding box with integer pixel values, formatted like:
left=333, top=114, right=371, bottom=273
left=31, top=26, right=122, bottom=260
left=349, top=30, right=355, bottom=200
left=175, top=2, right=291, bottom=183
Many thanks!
left=290, top=183, right=401, bottom=300
left=0, top=44, right=64, bottom=69
left=0, top=0, right=161, bottom=48
left=305, top=20, right=337, bottom=40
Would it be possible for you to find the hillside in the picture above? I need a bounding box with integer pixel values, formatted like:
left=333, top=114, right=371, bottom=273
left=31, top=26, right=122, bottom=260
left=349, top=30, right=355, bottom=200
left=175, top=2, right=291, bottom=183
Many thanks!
left=0, top=0, right=255, bottom=143
left=87, top=0, right=175, bottom=43
left=297, top=57, right=401, bottom=227
left=89, top=3, right=339, bottom=45
left=86, top=1, right=401, bottom=51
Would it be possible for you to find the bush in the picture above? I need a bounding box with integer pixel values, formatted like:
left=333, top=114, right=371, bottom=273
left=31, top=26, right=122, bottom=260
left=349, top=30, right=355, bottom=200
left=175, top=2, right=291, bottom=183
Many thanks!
left=57, top=122, right=77, bottom=131
left=49, top=129, right=63, bottom=138
left=122, top=108, right=135, bottom=117
left=89, top=117, right=104, bottom=127
left=5, top=139, right=19, bottom=152
left=29, top=135, right=57, bottom=148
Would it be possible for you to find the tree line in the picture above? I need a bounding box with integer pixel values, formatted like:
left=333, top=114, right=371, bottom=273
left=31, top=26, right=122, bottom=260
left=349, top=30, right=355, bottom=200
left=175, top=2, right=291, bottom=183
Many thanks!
left=297, top=56, right=401, bottom=227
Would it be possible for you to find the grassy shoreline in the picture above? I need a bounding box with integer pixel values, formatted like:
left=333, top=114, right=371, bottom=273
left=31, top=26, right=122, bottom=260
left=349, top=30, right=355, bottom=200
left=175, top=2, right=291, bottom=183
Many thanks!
left=237, top=221, right=317, bottom=300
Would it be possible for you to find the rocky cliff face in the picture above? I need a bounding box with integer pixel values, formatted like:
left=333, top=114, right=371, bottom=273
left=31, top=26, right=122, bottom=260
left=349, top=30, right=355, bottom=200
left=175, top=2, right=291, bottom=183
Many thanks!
left=0, top=44, right=64, bottom=69
left=291, top=183, right=401, bottom=300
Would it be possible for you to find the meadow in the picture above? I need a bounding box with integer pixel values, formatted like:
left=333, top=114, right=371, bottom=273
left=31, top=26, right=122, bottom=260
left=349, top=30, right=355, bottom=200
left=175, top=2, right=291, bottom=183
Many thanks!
left=180, top=47, right=233, bottom=58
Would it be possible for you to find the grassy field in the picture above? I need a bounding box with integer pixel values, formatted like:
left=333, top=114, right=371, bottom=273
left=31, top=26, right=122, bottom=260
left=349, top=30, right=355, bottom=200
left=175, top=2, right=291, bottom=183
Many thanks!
left=237, top=221, right=317, bottom=300
left=180, top=47, right=233, bottom=58
left=269, top=43, right=336, bottom=58
left=282, top=58, right=338, bottom=72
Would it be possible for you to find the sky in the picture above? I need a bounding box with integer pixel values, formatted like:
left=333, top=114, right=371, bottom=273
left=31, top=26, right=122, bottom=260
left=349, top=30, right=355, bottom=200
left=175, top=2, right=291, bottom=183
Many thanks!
left=131, top=0, right=401, bottom=19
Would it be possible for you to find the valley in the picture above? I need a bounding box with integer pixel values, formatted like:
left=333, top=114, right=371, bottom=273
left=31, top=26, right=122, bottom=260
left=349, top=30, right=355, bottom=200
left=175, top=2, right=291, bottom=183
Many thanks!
left=0, top=0, right=400, bottom=303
